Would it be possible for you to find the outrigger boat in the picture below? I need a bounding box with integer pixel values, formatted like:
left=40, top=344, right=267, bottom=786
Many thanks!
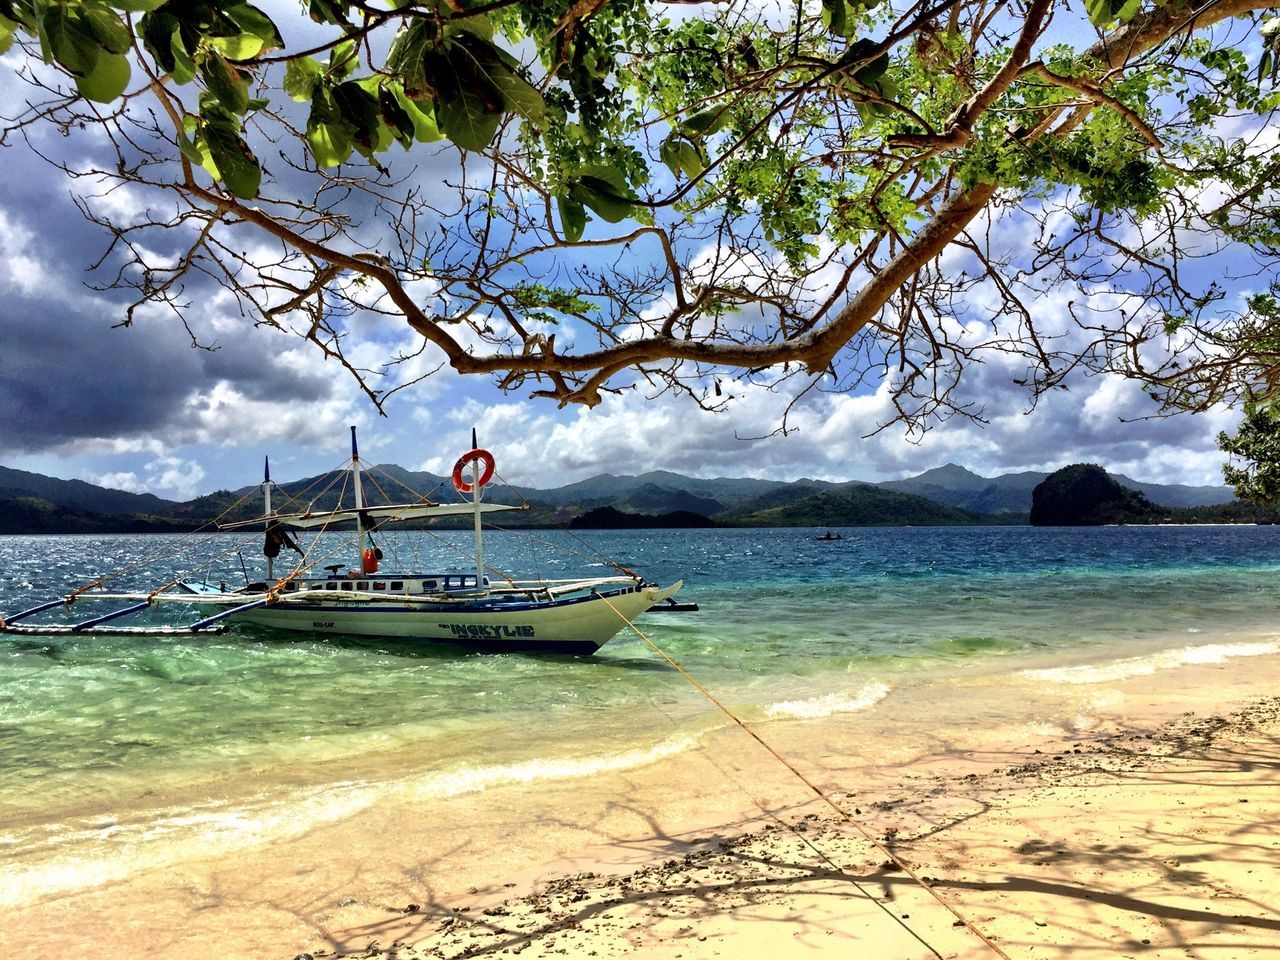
left=0, top=428, right=684, bottom=655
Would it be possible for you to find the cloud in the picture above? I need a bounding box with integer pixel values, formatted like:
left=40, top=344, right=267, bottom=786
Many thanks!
left=89, top=456, right=206, bottom=501
left=394, top=350, right=1235, bottom=490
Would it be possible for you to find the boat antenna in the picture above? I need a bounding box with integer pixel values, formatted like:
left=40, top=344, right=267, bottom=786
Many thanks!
left=263, top=455, right=274, bottom=582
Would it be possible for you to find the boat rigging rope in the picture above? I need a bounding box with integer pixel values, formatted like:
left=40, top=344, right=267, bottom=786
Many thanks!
left=598, top=594, right=1013, bottom=960
left=482, top=465, right=641, bottom=580
left=62, top=484, right=270, bottom=601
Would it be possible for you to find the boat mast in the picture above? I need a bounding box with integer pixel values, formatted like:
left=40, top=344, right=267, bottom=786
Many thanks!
left=262, top=456, right=274, bottom=582
left=351, top=425, right=367, bottom=570
left=471, top=427, right=486, bottom=594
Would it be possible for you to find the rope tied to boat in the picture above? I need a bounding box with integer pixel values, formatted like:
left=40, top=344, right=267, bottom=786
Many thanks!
left=598, top=593, right=1013, bottom=960
left=67, top=578, right=107, bottom=601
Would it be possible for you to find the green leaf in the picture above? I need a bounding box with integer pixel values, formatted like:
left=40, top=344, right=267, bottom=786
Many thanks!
left=569, top=166, right=638, bottom=223
left=139, top=9, right=200, bottom=83
left=557, top=194, right=586, bottom=242
left=0, top=2, right=34, bottom=29
left=41, top=4, right=99, bottom=76
left=377, top=86, right=416, bottom=148
left=425, top=37, right=509, bottom=151
left=1084, top=0, right=1143, bottom=28
left=308, top=120, right=354, bottom=166
left=577, top=164, right=633, bottom=198
left=391, top=84, right=443, bottom=142
left=0, top=17, right=16, bottom=56
left=333, top=79, right=381, bottom=154
left=660, top=136, right=706, bottom=180
left=844, top=39, right=889, bottom=85
left=112, top=0, right=166, bottom=11
left=307, top=87, right=353, bottom=166
left=138, top=9, right=176, bottom=71
left=328, top=38, right=358, bottom=81
left=208, top=33, right=264, bottom=60
left=388, top=19, right=438, bottom=99
left=822, top=0, right=852, bottom=38
left=178, top=120, right=212, bottom=168
left=487, top=56, right=545, bottom=122
left=75, top=49, right=130, bottom=101
left=82, top=6, right=131, bottom=56
left=434, top=89, right=502, bottom=151
left=201, top=52, right=249, bottom=114
left=204, top=123, right=261, bottom=198
left=308, top=0, right=349, bottom=27
left=169, top=24, right=195, bottom=83
left=442, top=12, right=495, bottom=42
left=283, top=57, right=324, bottom=101
left=222, top=3, right=283, bottom=52
left=678, top=104, right=731, bottom=138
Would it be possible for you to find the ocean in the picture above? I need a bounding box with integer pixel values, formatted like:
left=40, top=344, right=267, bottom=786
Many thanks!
left=2, top=524, right=1279, bottom=918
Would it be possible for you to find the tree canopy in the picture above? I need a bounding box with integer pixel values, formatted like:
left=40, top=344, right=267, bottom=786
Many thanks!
left=2, top=0, right=1279, bottom=427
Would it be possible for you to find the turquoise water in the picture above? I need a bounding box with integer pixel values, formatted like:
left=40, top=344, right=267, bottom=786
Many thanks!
left=2, top=525, right=1280, bottom=859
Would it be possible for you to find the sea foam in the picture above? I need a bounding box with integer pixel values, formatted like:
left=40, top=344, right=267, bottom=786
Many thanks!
left=0, top=735, right=700, bottom=907
left=1021, top=641, right=1280, bottom=685
left=764, top=681, right=891, bottom=720
left=408, top=734, right=699, bottom=799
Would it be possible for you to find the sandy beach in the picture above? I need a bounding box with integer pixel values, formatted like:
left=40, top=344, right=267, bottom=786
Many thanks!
left=5, top=649, right=1279, bottom=960
left=308, top=686, right=1280, bottom=960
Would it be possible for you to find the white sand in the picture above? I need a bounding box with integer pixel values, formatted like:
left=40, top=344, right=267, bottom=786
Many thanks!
left=6, top=653, right=1280, bottom=960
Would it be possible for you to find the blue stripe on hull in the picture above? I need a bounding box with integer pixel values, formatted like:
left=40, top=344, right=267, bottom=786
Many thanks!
left=413, top=634, right=603, bottom=656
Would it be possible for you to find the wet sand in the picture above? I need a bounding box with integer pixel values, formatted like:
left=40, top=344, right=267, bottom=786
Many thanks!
left=6, top=656, right=1280, bottom=959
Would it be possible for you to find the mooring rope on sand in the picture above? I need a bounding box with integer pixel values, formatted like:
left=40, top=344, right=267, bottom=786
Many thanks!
left=602, top=594, right=1013, bottom=960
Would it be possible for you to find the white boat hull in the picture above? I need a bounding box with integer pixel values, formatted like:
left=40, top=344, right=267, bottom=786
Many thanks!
left=219, top=582, right=682, bottom=654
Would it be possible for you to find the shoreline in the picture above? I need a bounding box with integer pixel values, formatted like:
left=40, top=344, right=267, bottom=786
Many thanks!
left=5, top=652, right=1280, bottom=959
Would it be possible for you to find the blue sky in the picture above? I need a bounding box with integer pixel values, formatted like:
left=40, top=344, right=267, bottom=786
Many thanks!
left=0, top=4, right=1248, bottom=500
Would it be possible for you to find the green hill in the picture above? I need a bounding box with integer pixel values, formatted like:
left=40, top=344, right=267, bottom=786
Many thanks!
left=0, top=465, right=181, bottom=516
left=567, top=506, right=716, bottom=529
left=721, top=483, right=995, bottom=527
left=1030, top=465, right=1159, bottom=525
left=0, top=496, right=190, bottom=534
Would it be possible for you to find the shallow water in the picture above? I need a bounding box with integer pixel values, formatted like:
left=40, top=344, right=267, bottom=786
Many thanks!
left=2, top=524, right=1279, bottom=909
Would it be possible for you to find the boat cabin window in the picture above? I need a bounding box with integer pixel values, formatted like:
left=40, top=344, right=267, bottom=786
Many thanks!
left=390, top=582, right=403, bottom=591
left=357, top=581, right=368, bottom=591
left=341, top=581, right=354, bottom=591
left=372, top=582, right=386, bottom=591
left=423, top=580, right=438, bottom=592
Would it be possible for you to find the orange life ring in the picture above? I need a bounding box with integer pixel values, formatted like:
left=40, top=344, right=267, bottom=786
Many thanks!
left=452, top=448, right=496, bottom=494
left=362, top=547, right=379, bottom=574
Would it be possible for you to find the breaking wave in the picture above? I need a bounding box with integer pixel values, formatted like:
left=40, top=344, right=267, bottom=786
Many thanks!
left=1, top=734, right=699, bottom=907
left=1022, top=641, right=1280, bottom=685
left=409, top=734, right=699, bottom=799
left=764, top=681, right=891, bottom=720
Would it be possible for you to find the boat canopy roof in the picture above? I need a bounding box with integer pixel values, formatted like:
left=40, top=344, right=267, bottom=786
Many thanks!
left=220, top=501, right=526, bottom=531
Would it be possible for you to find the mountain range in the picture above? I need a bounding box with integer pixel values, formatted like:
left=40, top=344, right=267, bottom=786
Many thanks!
left=0, top=461, right=1240, bottom=534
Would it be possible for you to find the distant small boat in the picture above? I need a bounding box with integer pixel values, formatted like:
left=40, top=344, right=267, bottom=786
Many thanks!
left=0, top=428, right=684, bottom=655
left=815, top=531, right=844, bottom=541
